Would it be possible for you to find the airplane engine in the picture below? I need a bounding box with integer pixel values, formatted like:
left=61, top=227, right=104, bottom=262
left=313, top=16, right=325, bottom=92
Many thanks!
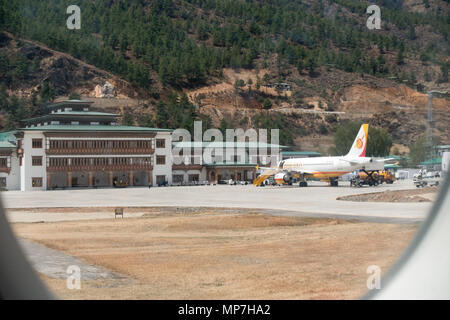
left=274, top=172, right=291, bottom=185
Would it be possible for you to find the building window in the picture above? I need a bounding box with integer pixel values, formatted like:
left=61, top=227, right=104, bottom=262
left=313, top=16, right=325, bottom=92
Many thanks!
left=0, top=177, right=6, bottom=188
left=32, top=156, right=43, bottom=166
left=32, top=139, right=43, bottom=148
left=0, top=158, right=7, bottom=167
left=32, top=177, right=43, bottom=188
left=156, top=155, right=166, bottom=165
left=156, top=139, right=165, bottom=148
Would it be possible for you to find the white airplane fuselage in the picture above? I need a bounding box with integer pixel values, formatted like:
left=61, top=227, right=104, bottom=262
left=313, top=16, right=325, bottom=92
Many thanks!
left=255, top=124, right=389, bottom=187
left=278, top=156, right=374, bottom=180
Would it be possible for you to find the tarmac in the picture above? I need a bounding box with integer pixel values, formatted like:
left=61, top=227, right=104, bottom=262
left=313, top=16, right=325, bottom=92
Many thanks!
left=1, top=179, right=434, bottom=224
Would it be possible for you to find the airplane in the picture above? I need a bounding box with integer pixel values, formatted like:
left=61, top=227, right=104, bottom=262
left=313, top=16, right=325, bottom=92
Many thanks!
left=253, top=124, right=393, bottom=187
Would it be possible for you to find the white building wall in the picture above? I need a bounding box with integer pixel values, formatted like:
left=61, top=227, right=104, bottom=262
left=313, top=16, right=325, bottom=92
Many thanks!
left=0, top=152, right=20, bottom=190
left=21, top=131, right=47, bottom=191
left=199, top=168, right=207, bottom=181
left=442, top=152, right=450, bottom=173
left=153, top=132, right=173, bottom=186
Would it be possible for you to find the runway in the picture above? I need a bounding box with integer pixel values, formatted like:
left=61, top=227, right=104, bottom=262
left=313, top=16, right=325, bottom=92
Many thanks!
left=1, top=180, right=434, bottom=223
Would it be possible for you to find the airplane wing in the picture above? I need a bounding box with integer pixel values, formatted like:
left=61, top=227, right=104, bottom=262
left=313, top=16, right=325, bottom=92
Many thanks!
left=341, top=157, right=397, bottom=165
left=340, top=158, right=358, bottom=166
left=377, top=158, right=396, bottom=163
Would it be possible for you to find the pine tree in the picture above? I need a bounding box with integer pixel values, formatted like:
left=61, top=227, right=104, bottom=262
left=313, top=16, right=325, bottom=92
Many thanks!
left=263, top=99, right=272, bottom=109
left=396, top=46, right=405, bottom=65
left=39, top=82, right=56, bottom=104
left=121, top=112, right=134, bottom=126
left=69, top=92, right=81, bottom=100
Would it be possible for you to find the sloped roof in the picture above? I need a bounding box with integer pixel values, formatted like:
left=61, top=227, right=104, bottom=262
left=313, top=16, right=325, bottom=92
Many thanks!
left=0, top=131, right=17, bottom=148
left=204, top=162, right=258, bottom=167
left=21, top=124, right=173, bottom=132
left=0, top=140, right=16, bottom=148
left=172, top=141, right=288, bottom=149
left=282, top=151, right=321, bottom=156
left=420, top=158, right=442, bottom=166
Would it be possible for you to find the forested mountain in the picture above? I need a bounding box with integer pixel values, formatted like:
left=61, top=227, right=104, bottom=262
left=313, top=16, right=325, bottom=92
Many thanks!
left=0, top=0, right=449, bottom=149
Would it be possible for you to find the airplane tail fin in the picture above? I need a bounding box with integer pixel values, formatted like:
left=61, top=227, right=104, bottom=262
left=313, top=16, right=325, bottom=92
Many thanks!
left=346, top=124, right=368, bottom=157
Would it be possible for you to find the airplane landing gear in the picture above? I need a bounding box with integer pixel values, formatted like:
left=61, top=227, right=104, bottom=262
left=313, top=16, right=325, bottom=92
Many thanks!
left=329, top=179, right=338, bottom=187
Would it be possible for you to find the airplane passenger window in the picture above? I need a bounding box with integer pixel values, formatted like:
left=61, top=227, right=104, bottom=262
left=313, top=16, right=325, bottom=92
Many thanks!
left=0, top=0, right=449, bottom=307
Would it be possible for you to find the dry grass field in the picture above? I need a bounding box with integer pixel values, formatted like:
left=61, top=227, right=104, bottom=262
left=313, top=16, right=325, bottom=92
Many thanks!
left=12, top=208, right=419, bottom=300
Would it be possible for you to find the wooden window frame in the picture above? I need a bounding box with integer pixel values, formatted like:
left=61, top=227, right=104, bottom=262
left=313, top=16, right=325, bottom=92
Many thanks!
left=156, top=155, right=166, bottom=165
left=32, top=156, right=43, bottom=166
left=32, top=139, right=43, bottom=148
left=156, top=139, right=166, bottom=148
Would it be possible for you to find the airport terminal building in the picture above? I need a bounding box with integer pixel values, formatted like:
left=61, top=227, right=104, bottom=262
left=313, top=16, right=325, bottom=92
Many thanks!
left=0, top=100, right=285, bottom=191
left=171, top=141, right=286, bottom=185
left=0, top=100, right=173, bottom=191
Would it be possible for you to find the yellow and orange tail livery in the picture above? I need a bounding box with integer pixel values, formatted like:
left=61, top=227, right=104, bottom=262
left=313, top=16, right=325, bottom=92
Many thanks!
left=346, top=124, right=368, bottom=157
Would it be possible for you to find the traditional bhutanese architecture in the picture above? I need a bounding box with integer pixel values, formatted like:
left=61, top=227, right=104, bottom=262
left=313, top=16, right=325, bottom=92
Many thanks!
left=0, top=100, right=288, bottom=191
left=171, top=141, right=288, bottom=184
left=0, top=131, right=19, bottom=190
left=0, top=100, right=173, bottom=191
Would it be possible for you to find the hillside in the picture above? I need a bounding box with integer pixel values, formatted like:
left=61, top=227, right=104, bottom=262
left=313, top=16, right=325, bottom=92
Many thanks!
left=0, top=0, right=449, bottom=152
